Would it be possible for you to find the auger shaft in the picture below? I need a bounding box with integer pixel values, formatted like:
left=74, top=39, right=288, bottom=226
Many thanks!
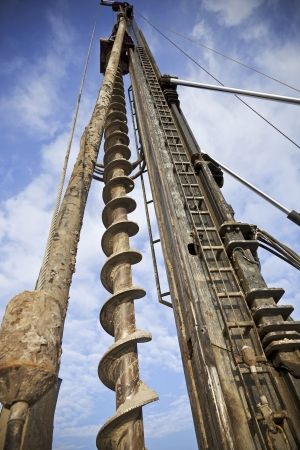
left=97, top=67, right=157, bottom=449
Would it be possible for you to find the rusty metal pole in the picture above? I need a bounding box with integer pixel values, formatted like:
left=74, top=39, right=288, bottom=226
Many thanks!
left=0, top=14, right=127, bottom=450
left=3, top=402, right=28, bottom=450
left=97, top=67, right=158, bottom=449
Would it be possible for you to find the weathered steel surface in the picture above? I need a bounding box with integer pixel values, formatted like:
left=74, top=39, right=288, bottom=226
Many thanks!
left=97, top=67, right=157, bottom=450
left=167, top=76, right=300, bottom=445
left=171, top=100, right=300, bottom=378
left=170, top=93, right=300, bottom=442
left=0, top=382, right=60, bottom=450
left=129, top=45, right=243, bottom=449
left=0, top=291, right=60, bottom=406
left=128, top=18, right=300, bottom=449
left=3, top=402, right=28, bottom=450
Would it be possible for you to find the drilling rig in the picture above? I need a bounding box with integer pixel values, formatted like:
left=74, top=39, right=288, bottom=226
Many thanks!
left=0, top=2, right=300, bottom=449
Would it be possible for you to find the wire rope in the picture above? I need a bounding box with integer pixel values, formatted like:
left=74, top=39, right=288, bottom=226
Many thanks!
left=255, top=227, right=300, bottom=270
left=36, top=20, right=97, bottom=290
left=166, top=29, right=300, bottom=93
left=136, top=12, right=300, bottom=151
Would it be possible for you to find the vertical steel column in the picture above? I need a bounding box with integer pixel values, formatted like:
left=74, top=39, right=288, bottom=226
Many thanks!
left=97, top=67, right=157, bottom=450
left=127, top=19, right=300, bottom=447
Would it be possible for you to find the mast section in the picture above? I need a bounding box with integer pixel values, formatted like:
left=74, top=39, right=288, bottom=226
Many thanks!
left=127, top=12, right=300, bottom=450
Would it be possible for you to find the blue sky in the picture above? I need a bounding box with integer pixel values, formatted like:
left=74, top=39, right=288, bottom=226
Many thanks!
left=0, top=1, right=300, bottom=449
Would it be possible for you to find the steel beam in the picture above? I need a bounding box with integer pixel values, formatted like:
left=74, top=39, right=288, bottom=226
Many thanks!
left=169, top=77, right=300, bottom=105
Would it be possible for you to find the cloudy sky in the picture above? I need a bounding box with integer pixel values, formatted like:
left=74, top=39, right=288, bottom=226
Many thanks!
left=0, top=0, right=300, bottom=449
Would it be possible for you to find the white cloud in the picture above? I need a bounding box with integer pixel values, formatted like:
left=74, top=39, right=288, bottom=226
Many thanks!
left=54, top=444, right=86, bottom=450
left=203, top=0, right=262, bottom=26
left=56, top=424, right=98, bottom=438
left=145, top=394, right=194, bottom=438
left=241, top=21, right=269, bottom=41
left=0, top=11, right=77, bottom=136
left=256, top=42, right=300, bottom=92
left=191, top=19, right=212, bottom=41
left=1, top=3, right=300, bottom=450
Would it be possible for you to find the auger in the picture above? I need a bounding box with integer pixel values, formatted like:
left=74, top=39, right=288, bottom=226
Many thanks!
left=97, top=66, right=157, bottom=449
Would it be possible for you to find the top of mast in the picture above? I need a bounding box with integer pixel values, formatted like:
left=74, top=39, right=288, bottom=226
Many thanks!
left=100, top=0, right=133, bottom=17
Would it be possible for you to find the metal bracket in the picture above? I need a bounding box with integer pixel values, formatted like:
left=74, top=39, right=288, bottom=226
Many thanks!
left=191, top=152, right=224, bottom=188
left=219, top=221, right=254, bottom=239
left=160, top=74, right=180, bottom=106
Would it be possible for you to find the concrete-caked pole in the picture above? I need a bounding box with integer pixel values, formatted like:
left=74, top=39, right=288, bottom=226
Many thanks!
left=0, top=12, right=127, bottom=450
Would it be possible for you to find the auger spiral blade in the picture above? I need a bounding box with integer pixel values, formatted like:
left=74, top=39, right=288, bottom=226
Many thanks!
left=97, top=67, right=158, bottom=450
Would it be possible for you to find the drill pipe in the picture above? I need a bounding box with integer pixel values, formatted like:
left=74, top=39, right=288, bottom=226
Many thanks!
left=97, top=68, right=158, bottom=450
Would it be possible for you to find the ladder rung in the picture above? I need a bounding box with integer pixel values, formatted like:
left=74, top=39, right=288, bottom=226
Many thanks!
left=186, top=195, right=205, bottom=200
left=202, top=245, right=224, bottom=250
left=169, top=143, right=182, bottom=148
left=227, top=321, right=254, bottom=328
left=152, top=238, right=161, bottom=244
left=178, top=171, right=195, bottom=176
left=209, top=267, right=234, bottom=273
left=239, top=367, right=269, bottom=375
left=161, top=291, right=170, bottom=297
left=217, top=292, right=243, bottom=298
left=191, top=210, right=210, bottom=214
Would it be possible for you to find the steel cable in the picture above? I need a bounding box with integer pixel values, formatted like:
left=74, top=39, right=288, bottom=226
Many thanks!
left=137, top=12, right=300, bottom=151
left=255, top=227, right=300, bottom=270
left=165, top=29, right=300, bottom=93
left=36, top=20, right=97, bottom=290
